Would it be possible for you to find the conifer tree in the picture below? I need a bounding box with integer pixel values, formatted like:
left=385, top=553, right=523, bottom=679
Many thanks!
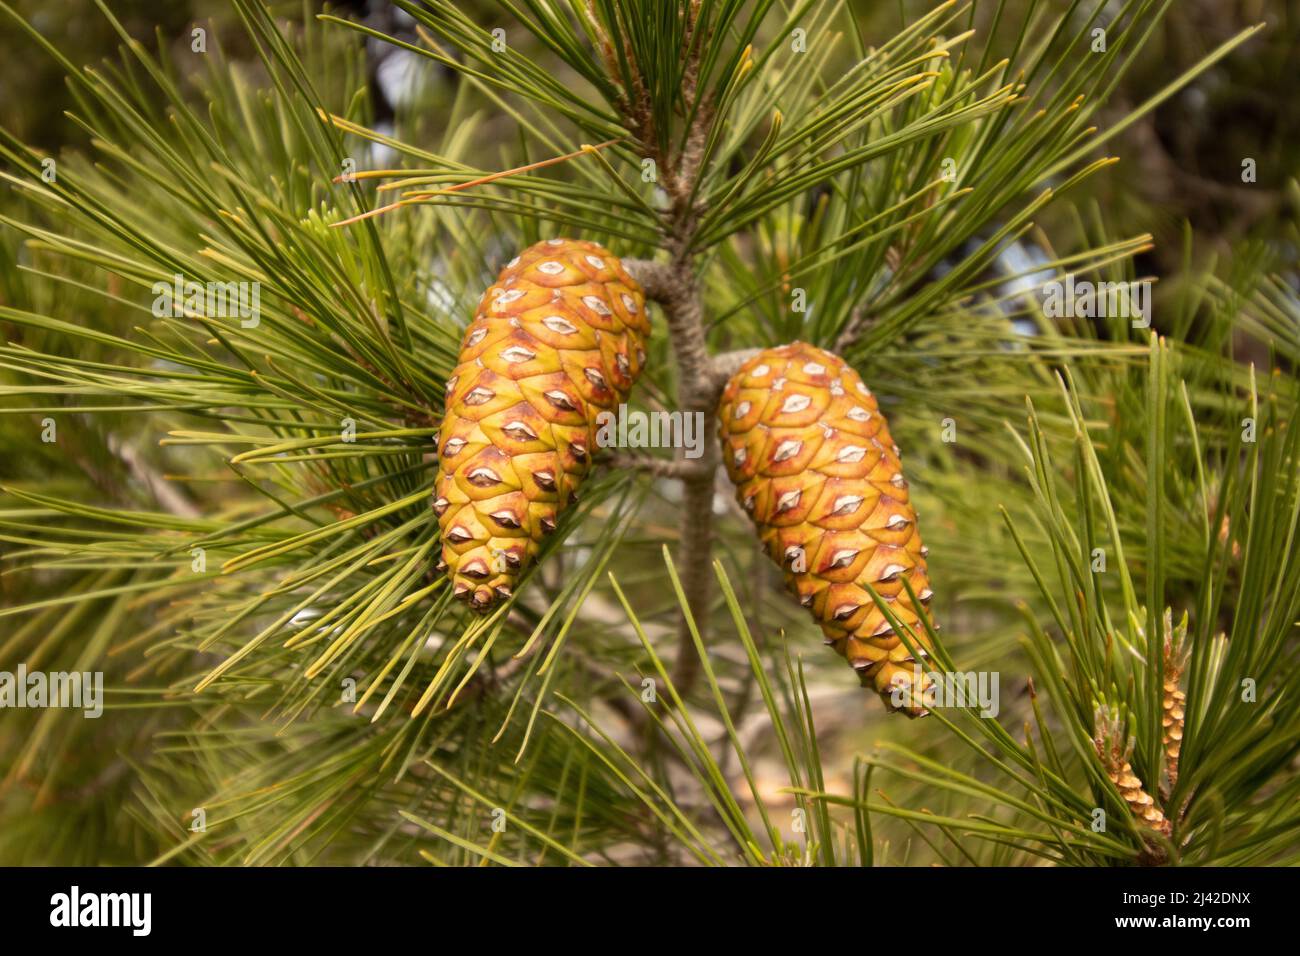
left=0, top=0, right=1294, bottom=867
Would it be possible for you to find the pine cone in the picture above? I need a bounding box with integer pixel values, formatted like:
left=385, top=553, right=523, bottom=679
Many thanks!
left=1160, top=610, right=1189, bottom=789
left=1094, top=705, right=1172, bottom=838
left=717, top=342, right=935, bottom=715
left=433, top=239, right=648, bottom=610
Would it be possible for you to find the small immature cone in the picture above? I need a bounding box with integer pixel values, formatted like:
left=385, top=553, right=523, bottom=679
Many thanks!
left=1094, top=705, right=1171, bottom=837
left=433, top=239, right=648, bottom=610
left=1161, top=610, right=1188, bottom=789
left=717, top=342, right=935, bottom=715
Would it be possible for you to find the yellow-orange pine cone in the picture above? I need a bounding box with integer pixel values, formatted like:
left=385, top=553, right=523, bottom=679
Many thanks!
left=433, top=239, right=648, bottom=610
left=717, top=342, right=935, bottom=715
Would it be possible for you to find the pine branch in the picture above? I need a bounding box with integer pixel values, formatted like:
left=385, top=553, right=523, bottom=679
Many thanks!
left=629, top=260, right=720, bottom=696
left=598, top=451, right=709, bottom=481
left=606, top=3, right=723, bottom=697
